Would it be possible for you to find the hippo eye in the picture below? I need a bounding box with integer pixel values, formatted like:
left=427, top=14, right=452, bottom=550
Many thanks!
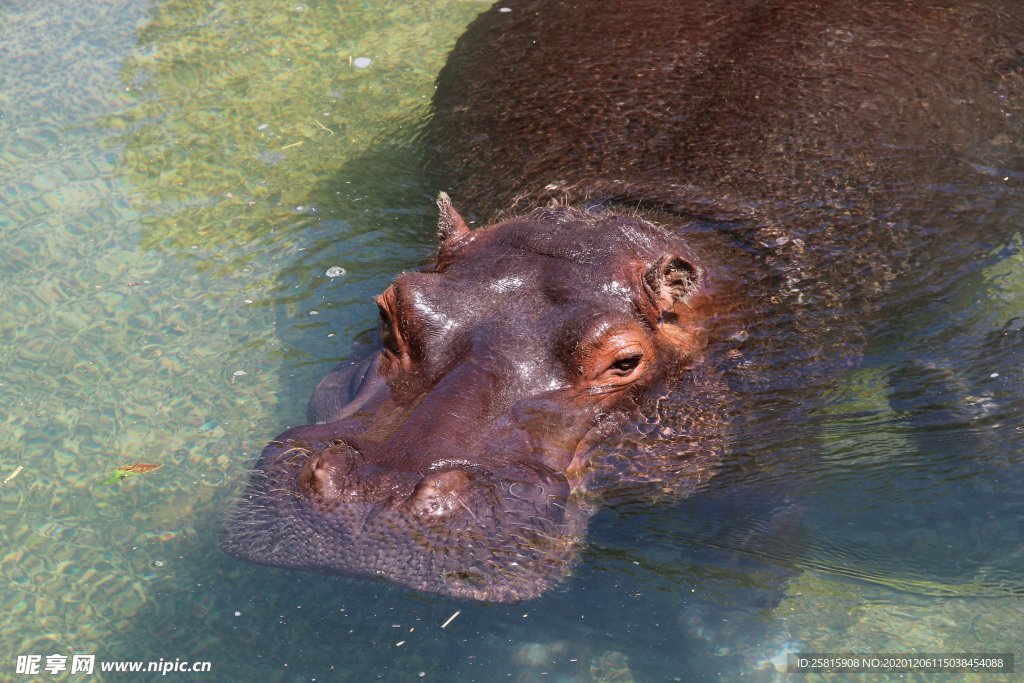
left=609, top=353, right=643, bottom=374
left=377, top=304, right=403, bottom=357
left=593, top=344, right=648, bottom=387
left=574, top=321, right=652, bottom=389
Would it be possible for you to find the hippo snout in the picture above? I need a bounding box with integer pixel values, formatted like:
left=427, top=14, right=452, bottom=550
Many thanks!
left=300, top=447, right=483, bottom=519
left=290, top=427, right=562, bottom=521
left=298, top=436, right=571, bottom=525
left=297, top=439, right=470, bottom=513
left=221, top=425, right=586, bottom=601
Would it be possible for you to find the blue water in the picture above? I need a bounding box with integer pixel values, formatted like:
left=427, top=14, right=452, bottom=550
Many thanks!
left=1, top=1, right=1022, bottom=681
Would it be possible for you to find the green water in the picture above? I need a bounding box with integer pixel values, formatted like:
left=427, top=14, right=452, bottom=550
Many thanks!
left=2, top=0, right=1024, bottom=681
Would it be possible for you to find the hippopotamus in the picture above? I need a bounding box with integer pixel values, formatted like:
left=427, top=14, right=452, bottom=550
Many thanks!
left=221, top=0, right=1024, bottom=601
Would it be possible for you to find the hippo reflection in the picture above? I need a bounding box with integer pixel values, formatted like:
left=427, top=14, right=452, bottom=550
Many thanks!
left=221, top=0, right=1024, bottom=601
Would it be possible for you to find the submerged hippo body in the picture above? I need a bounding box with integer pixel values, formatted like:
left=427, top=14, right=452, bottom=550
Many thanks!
left=221, top=0, right=1024, bottom=601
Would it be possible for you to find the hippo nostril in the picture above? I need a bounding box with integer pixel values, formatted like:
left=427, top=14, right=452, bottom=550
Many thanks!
left=298, top=449, right=353, bottom=507
left=403, top=469, right=474, bottom=519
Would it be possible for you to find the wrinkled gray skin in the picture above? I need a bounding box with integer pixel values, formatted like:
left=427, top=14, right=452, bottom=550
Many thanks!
left=221, top=0, right=1024, bottom=601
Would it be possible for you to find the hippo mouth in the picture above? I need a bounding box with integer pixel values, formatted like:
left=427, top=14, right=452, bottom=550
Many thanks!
left=220, top=423, right=589, bottom=602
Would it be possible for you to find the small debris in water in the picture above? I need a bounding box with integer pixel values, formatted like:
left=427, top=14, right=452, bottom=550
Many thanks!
left=499, top=7, right=512, bottom=12
left=233, top=370, right=247, bottom=377
left=153, top=560, right=165, bottom=568
left=234, top=611, right=241, bottom=617
left=440, top=610, right=461, bottom=629
left=2, top=465, right=24, bottom=485
left=257, top=123, right=270, bottom=131
left=325, top=266, right=346, bottom=278
left=99, top=463, right=163, bottom=486
left=352, top=57, right=372, bottom=69
left=990, top=372, right=1000, bottom=378
left=395, top=641, right=405, bottom=647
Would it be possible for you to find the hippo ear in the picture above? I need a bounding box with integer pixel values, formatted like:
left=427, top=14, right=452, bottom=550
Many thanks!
left=436, top=192, right=470, bottom=244
left=644, top=254, right=700, bottom=310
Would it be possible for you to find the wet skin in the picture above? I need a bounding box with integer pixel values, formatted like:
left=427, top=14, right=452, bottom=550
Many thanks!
left=221, top=0, right=1024, bottom=601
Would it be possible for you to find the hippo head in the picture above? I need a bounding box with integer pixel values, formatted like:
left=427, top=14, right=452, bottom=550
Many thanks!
left=221, top=196, right=722, bottom=601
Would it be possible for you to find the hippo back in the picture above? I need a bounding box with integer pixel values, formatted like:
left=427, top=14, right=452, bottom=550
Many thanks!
left=429, top=0, right=1024, bottom=303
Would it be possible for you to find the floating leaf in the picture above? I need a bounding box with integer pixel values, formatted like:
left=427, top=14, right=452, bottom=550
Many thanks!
left=99, top=463, right=163, bottom=486
left=119, top=463, right=162, bottom=475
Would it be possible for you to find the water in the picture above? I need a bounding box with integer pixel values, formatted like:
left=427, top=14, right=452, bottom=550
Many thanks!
left=1, top=0, right=1022, bottom=681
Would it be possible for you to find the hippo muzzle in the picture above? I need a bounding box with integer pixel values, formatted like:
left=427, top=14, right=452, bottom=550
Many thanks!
left=222, top=422, right=581, bottom=601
